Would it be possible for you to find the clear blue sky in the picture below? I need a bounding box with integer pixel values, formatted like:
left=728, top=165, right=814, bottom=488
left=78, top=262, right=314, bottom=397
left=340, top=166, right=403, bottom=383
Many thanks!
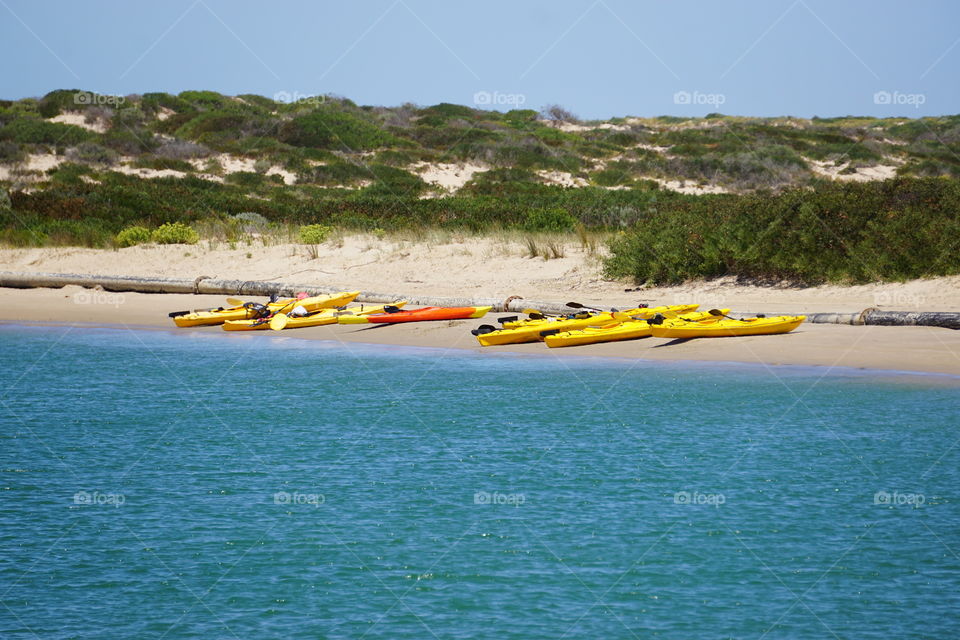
left=2, top=0, right=957, bottom=119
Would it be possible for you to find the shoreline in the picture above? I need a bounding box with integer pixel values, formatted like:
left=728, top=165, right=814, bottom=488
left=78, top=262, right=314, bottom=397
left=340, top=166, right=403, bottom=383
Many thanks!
left=4, top=286, right=960, bottom=377
left=6, top=318, right=960, bottom=385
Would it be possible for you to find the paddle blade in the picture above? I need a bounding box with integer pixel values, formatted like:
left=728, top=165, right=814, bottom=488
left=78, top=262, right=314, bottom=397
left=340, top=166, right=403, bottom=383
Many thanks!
left=497, top=315, right=519, bottom=324
left=566, top=301, right=602, bottom=312
left=471, top=324, right=496, bottom=336
left=270, top=313, right=290, bottom=331
left=708, top=309, right=725, bottom=316
left=225, top=297, right=244, bottom=307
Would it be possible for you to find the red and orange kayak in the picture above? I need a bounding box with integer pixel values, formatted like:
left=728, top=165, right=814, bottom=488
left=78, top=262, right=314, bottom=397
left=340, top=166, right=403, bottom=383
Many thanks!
left=338, top=305, right=491, bottom=324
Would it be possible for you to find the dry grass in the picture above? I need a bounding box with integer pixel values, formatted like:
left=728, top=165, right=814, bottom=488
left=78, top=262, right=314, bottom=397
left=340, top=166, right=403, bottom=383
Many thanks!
left=524, top=236, right=566, bottom=260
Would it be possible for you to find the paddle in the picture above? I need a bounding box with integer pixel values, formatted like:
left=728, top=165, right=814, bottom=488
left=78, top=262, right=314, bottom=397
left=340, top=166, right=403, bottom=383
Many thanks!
left=709, top=309, right=741, bottom=321
left=169, top=305, right=230, bottom=317
left=497, top=315, right=519, bottom=324
left=565, top=301, right=604, bottom=313
left=269, top=298, right=304, bottom=330
left=270, top=313, right=290, bottom=330
left=225, top=297, right=245, bottom=307
left=708, top=309, right=764, bottom=322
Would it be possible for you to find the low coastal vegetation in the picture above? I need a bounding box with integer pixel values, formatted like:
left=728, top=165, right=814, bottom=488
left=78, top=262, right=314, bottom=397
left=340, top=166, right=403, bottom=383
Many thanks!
left=1, top=89, right=959, bottom=284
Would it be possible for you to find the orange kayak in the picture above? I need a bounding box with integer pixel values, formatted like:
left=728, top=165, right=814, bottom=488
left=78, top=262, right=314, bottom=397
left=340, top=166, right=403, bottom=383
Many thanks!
left=338, top=306, right=491, bottom=324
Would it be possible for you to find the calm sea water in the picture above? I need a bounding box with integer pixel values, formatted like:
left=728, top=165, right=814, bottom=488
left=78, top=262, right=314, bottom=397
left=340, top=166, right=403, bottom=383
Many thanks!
left=1, top=324, right=958, bottom=639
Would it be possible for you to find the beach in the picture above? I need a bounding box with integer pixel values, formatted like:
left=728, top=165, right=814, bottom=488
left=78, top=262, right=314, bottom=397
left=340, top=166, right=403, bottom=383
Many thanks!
left=3, top=236, right=960, bottom=376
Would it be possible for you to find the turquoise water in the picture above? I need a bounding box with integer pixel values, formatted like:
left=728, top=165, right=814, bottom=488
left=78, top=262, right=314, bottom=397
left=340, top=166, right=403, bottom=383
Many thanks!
left=1, top=325, right=958, bottom=639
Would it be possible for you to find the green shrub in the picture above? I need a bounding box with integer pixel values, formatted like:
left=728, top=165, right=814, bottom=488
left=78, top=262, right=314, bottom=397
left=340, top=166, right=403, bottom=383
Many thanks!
left=133, top=156, right=193, bottom=172
left=151, top=222, right=199, bottom=245
left=225, top=171, right=266, bottom=187
left=299, top=223, right=332, bottom=244
left=115, top=225, right=152, bottom=247
left=0, top=118, right=92, bottom=145
left=141, top=92, right=195, bottom=114
left=174, top=111, right=257, bottom=141
left=603, top=178, right=960, bottom=284
left=417, top=103, right=477, bottom=121
left=0, top=141, right=24, bottom=163
left=521, top=207, right=577, bottom=232
left=178, top=90, right=232, bottom=111
left=364, top=164, right=427, bottom=196
left=296, top=161, right=370, bottom=186
left=280, top=110, right=397, bottom=150
left=102, top=128, right=157, bottom=154
left=37, top=89, right=85, bottom=118
left=67, top=142, right=117, bottom=166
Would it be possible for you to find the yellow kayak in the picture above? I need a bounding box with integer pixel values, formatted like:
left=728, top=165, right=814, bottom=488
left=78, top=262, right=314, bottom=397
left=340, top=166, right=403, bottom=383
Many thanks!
left=475, top=304, right=699, bottom=347
left=171, top=291, right=360, bottom=327
left=544, top=309, right=725, bottom=348
left=649, top=314, right=806, bottom=339
left=221, top=301, right=407, bottom=331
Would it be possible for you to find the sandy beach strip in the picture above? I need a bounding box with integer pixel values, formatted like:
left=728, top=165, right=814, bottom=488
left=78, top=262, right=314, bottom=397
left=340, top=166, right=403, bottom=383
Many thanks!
left=3, top=286, right=960, bottom=377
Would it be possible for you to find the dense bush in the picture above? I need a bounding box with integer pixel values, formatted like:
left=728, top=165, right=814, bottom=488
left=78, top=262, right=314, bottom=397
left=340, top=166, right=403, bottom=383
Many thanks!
left=296, top=161, right=370, bottom=186
left=0, top=118, right=92, bottom=145
left=133, top=156, right=193, bottom=172
left=364, top=164, right=427, bottom=196
left=115, top=225, right=151, bottom=247
left=0, top=140, right=24, bottom=163
left=155, top=139, right=210, bottom=160
left=102, top=128, right=157, bottom=154
left=151, top=221, right=199, bottom=244
left=225, top=171, right=267, bottom=187
left=298, top=223, right=332, bottom=244
left=67, top=143, right=117, bottom=166
left=280, top=110, right=396, bottom=150
left=521, top=207, right=578, bottom=232
left=37, top=89, right=85, bottom=118
left=141, top=92, right=196, bottom=115
left=604, top=178, right=960, bottom=284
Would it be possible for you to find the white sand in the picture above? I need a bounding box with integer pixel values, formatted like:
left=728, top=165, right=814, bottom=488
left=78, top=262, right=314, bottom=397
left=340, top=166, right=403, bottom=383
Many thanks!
left=0, top=153, right=66, bottom=182
left=48, top=112, right=108, bottom=133
left=807, top=158, right=902, bottom=182
left=410, top=162, right=487, bottom=192
left=536, top=170, right=588, bottom=187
